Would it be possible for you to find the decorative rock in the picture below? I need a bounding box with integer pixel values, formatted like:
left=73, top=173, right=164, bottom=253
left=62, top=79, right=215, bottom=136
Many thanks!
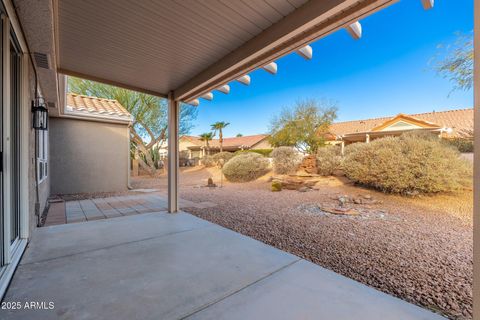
left=271, top=180, right=282, bottom=192
left=321, top=206, right=360, bottom=216
left=207, top=177, right=217, bottom=187
left=298, top=155, right=317, bottom=174
left=298, top=186, right=309, bottom=192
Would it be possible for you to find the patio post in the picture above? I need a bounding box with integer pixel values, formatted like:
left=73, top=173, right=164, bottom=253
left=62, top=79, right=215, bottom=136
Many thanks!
left=167, top=92, right=179, bottom=213
left=341, top=141, right=345, bottom=156
left=365, top=134, right=370, bottom=143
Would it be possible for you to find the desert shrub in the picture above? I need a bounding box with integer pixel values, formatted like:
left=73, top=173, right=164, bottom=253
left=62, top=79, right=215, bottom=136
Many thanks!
left=343, top=133, right=472, bottom=194
left=234, top=149, right=273, bottom=157
left=445, top=138, right=474, bottom=153
left=202, top=156, right=215, bottom=167
left=316, top=145, right=342, bottom=176
left=212, top=152, right=235, bottom=164
left=270, top=146, right=303, bottom=174
left=222, top=153, right=270, bottom=182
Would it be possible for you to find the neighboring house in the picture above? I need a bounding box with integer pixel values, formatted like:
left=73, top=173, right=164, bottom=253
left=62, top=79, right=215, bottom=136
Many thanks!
left=326, top=109, right=474, bottom=147
left=180, top=134, right=271, bottom=159
left=49, top=93, right=133, bottom=194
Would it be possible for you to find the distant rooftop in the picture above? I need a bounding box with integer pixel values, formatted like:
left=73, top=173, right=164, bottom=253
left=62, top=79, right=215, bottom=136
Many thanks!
left=329, top=108, right=473, bottom=139
left=182, top=134, right=269, bottom=150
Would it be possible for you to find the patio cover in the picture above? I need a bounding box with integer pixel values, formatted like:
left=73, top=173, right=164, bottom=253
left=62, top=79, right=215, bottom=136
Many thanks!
left=52, top=0, right=399, bottom=103
left=14, top=0, right=408, bottom=212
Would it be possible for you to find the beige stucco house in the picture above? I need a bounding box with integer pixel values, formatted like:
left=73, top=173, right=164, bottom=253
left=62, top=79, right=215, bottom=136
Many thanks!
left=325, top=109, right=474, bottom=152
left=49, top=93, right=132, bottom=194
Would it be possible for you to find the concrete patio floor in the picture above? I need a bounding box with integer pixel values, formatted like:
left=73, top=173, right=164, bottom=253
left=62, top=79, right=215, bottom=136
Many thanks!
left=3, top=211, right=445, bottom=319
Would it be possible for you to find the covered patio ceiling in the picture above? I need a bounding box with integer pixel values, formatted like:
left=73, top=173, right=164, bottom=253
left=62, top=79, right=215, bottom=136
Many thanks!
left=54, top=0, right=405, bottom=104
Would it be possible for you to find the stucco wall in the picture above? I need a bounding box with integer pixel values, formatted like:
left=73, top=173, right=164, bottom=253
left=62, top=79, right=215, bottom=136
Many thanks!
left=27, top=63, right=50, bottom=233
left=49, top=117, right=129, bottom=195
left=251, top=138, right=272, bottom=150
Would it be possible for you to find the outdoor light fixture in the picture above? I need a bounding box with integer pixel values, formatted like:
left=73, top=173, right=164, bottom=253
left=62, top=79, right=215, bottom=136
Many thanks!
left=31, top=97, right=48, bottom=130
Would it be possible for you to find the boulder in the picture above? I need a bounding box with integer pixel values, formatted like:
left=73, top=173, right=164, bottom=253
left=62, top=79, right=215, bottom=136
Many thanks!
left=271, top=180, right=283, bottom=192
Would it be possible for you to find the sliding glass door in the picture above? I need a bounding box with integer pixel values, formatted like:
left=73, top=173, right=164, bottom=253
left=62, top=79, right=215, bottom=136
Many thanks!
left=9, top=37, right=21, bottom=247
left=0, top=14, right=24, bottom=274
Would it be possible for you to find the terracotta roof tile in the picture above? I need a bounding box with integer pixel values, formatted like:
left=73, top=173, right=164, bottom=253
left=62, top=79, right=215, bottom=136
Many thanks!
left=65, top=93, right=132, bottom=122
left=329, top=109, right=473, bottom=139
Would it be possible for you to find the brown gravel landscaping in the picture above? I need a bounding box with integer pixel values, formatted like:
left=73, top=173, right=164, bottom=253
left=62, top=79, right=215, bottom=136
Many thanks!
left=132, top=168, right=473, bottom=320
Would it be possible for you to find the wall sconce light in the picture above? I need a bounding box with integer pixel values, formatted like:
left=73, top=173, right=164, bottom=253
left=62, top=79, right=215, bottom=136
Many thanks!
left=31, top=97, right=48, bottom=130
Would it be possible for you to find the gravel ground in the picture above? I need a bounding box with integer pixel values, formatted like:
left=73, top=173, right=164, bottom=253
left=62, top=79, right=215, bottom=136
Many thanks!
left=135, top=170, right=473, bottom=319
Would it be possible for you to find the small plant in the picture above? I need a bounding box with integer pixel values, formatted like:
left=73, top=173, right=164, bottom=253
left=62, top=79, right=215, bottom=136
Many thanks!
left=270, top=146, right=302, bottom=174
left=222, top=153, right=270, bottom=182
left=343, top=133, right=472, bottom=194
left=316, top=145, right=342, bottom=176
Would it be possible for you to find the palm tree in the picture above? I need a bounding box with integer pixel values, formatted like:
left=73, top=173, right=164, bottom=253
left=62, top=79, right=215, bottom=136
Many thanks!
left=211, top=121, right=230, bottom=152
left=199, top=132, right=214, bottom=156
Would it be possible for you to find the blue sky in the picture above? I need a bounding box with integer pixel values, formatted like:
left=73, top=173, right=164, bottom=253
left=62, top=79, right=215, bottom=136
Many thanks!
left=190, top=1, right=474, bottom=137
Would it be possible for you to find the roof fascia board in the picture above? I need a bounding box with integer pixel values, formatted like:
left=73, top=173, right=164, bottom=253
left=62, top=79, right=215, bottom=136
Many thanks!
left=371, top=114, right=441, bottom=131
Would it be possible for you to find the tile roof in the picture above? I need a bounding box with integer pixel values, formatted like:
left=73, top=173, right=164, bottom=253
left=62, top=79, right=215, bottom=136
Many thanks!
left=329, top=108, right=473, bottom=139
left=181, top=134, right=269, bottom=149
left=65, top=93, right=132, bottom=123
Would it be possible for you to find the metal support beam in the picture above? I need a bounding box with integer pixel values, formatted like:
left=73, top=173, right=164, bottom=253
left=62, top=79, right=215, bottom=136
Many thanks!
left=167, top=93, right=179, bottom=213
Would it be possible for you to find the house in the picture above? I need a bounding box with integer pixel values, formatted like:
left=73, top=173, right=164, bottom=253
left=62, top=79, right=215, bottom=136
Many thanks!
left=179, top=134, right=271, bottom=159
left=326, top=109, right=474, bottom=148
left=49, top=93, right=132, bottom=194
left=0, top=0, right=469, bottom=319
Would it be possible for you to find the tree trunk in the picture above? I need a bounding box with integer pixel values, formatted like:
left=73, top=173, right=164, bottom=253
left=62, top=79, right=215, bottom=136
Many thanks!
left=134, top=147, right=156, bottom=176
left=131, top=128, right=157, bottom=176
left=219, top=130, right=223, bottom=152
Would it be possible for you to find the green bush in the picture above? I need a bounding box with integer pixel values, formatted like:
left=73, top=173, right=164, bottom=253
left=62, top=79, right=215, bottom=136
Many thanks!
left=212, top=152, right=235, bottom=165
left=270, top=146, right=302, bottom=174
left=445, top=138, right=474, bottom=153
left=316, top=145, right=342, bottom=176
left=343, top=133, right=472, bottom=194
left=222, top=153, right=270, bottom=182
left=234, top=149, right=273, bottom=157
